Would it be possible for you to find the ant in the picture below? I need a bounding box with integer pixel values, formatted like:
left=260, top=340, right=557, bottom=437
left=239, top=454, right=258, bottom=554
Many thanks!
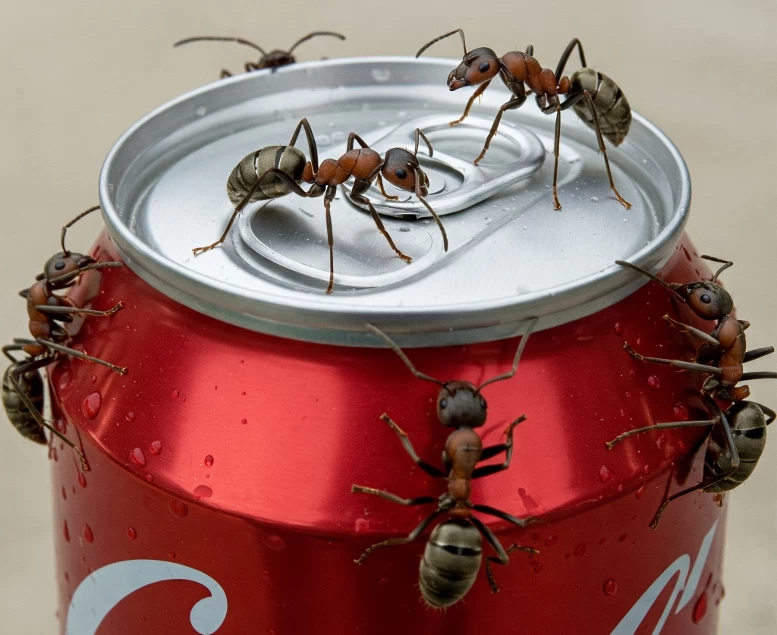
left=608, top=256, right=776, bottom=527
left=192, top=118, right=448, bottom=294
left=3, top=206, right=128, bottom=470
left=352, top=320, right=539, bottom=608
left=416, top=30, right=632, bottom=211
left=173, top=31, right=346, bottom=78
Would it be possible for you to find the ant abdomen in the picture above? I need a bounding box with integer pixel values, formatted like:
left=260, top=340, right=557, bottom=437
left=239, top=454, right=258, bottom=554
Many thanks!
left=570, top=68, right=631, bottom=146
left=227, top=146, right=307, bottom=205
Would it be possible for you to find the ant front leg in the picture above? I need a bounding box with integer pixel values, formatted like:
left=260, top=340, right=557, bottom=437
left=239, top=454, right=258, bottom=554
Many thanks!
left=450, top=80, right=492, bottom=127
left=379, top=414, right=445, bottom=478
left=32, top=304, right=123, bottom=320
left=472, top=415, right=526, bottom=478
left=37, top=340, right=127, bottom=375
left=474, top=94, right=527, bottom=165
left=662, top=315, right=720, bottom=347
left=348, top=182, right=412, bottom=265
left=220, top=69, right=233, bottom=79
left=376, top=174, right=399, bottom=201
left=623, top=342, right=721, bottom=375
left=288, top=118, right=320, bottom=170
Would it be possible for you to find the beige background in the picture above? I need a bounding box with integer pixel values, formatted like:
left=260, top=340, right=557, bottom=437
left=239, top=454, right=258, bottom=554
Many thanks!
left=1, top=1, right=775, bottom=633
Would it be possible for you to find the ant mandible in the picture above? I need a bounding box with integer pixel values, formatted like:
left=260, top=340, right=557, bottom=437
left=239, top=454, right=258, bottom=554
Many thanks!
left=417, top=30, right=632, bottom=211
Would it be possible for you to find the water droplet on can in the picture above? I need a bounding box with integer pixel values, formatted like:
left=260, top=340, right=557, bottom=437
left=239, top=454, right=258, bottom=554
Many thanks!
left=204, top=455, right=214, bottom=467
left=77, top=473, right=87, bottom=488
left=692, top=592, right=708, bottom=623
left=82, top=392, right=102, bottom=419
left=573, top=543, right=586, bottom=557
left=354, top=518, right=370, bottom=533
left=194, top=105, right=207, bottom=117
left=149, top=440, right=162, bottom=455
left=83, top=524, right=94, bottom=543
left=171, top=390, right=179, bottom=399
left=241, top=418, right=248, bottom=425
left=63, top=520, right=70, bottom=542
left=544, top=535, right=558, bottom=547
left=194, top=485, right=213, bottom=499
left=532, top=562, right=543, bottom=574
left=130, top=448, right=146, bottom=468
left=618, top=533, right=628, bottom=542
left=603, top=579, right=618, bottom=596
left=169, top=499, right=189, bottom=518
left=61, top=487, right=67, bottom=500
left=370, top=68, right=392, bottom=82
left=599, top=465, right=613, bottom=483
left=636, top=485, right=646, bottom=500
left=127, top=527, right=137, bottom=540
left=647, top=375, right=661, bottom=389
left=125, top=412, right=135, bottom=422
left=263, top=534, right=286, bottom=551
left=613, top=322, right=624, bottom=336
left=673, top=403, right=689, bottom=420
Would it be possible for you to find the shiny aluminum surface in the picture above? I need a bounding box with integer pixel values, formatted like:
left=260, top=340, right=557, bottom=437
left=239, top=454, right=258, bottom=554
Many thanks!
left=100, top=57, right=690, bottom=346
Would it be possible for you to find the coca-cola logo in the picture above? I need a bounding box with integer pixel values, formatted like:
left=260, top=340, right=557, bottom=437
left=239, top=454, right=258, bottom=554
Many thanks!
left=611, top=521, right=718, bottom=634
left=65, top=560, right=228, bottom=635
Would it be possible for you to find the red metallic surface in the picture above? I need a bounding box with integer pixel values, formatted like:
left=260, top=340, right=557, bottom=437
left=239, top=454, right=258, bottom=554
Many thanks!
left=50, top=232, right=726, bottom=634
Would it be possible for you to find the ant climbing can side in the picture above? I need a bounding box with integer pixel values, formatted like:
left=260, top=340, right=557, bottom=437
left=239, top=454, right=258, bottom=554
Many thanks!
left=44, top=57, right=731, bottom=634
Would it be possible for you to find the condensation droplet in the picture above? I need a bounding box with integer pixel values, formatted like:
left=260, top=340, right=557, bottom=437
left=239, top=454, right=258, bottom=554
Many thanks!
left=317, top=134, right=331, bottom=146
left=636, top=485, right=646, bottom=500
left=673, top=403, right=689, bottom=420
left=90, top=375, right=97, bottom=384
left=613, top=322, right=624, bottom=336
left=83, top=524, right=94, bottom=544
left=77, top=473, right=87, bottom=488
left=127, top=527, right=137, bottom=540
left=485, top=217, right=493, bottom=225
left=130, top=448, right=146, bottom=468
left=647, top=375, right=661, bottom=389
left=194, top=485, right=213, bottom=499
left=172, top=390, right=179, bottom=399
left=573, top=543, right=586, bottom=557
left=169, top=499, right=189, bottom=518
left=354, top=518, right=370, bottom=533
left=204, top=455, right=214, bottom=467
left=263, top=534, right=286, bottom=551
left=574, top=325, right=595, bottom=343
left=149, top=440, right=162, bottom=455
left=61, top=486, right=67, bottom=500
left=399, top=226, right=410, bottom=232
left=693, top=592, right=708, bottom=624
left=618, top=533, right=628, bottom=542
left=590, top=196, right=599, bottom=203
left=58, top=371, right=72, bottom=391
left=194, top=105, right=207, bottom=117
left=532, top=562, right=543, bottom=574
left=603, top=579, right=618, bottom=596
left=82, top=392, right=102, bottom=419
left=241, top=418, right=248, bottom=425
left=63, top=520, right=70, bottom=542
left=544, top=535, right=558, bottom=547
left=126, top=412, right=135, bottom=422
left=599, top=465, right=613, bottom=483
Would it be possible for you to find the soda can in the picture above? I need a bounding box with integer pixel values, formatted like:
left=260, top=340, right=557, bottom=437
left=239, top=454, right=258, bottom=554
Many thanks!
left=48, top=57, right=725, bottom=634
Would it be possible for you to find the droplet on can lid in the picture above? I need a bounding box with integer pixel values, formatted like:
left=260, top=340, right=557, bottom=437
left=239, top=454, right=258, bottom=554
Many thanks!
left=149, top=440, right=162, bottom=455
left=194, top=485, right=213, bottom=500
left=130, top=448, right=146, bottom=468
left=169, top=499, right=189, bottom=518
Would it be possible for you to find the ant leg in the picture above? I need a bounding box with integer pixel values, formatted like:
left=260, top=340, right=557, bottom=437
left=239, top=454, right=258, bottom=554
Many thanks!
left=470, top=503, right=538, bottom=528
left=581, top=90, right=631, bottom=209
left=606, top=419, right=718, bottom=450
left=2, top=343, right=29, bottom=362
left=473, top=415, right=526, bottom=477
left=470, top=516, right=537, bottom=593
left=650, top=401, right=738, bottom=529
left=413, top=172, right=448, bottom=252
left=346, top=132, right=370, bottom=151
left=554, top=38, right=587, bottom=77
left=552, top=103, right=562, bottom=209
left=473, top=95, right=527, bottom=165
left=245, top=62, right=261, bottom=73
left=376, top=174, right=399, bottom=201
left=450, top=80, right=492, bottom=127
left=32, top=303, right=123, bottom=319
left=220, top=69, right=233, bottom=79
left=46, top=261, right=124, bottom=288
left=8, top=366, right=89, bottom=470
left=324, top=189, right=336, bottom=293
left=379, top=414, right=445, bottom=478
left=352, top=507, right=442, bottom=564
left=743, top=347, right=774, bottom=363
left=37, top=340, right=127, bottom=375
left=623, top=342, right=721, bottom=374
left=751, top=402, right=776, bottom=425
left=288, top=118, right=319, bottom=170
left=350, top=193, right=412, bottom=264
left=739, top=371, right=777, bottom=381
left=662, top=315, right=720, bottom=347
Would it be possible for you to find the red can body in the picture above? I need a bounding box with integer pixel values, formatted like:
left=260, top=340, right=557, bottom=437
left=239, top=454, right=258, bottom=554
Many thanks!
left=51, top=234, right=726, bottom=635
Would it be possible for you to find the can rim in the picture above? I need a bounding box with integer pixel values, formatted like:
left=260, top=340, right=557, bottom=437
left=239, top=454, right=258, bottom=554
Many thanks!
left=99, top=56, right=690, bottom=346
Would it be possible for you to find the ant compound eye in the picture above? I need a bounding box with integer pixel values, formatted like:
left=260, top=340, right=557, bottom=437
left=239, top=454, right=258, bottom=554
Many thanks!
left=440, top=398, right=448, bottom=409
left=395, top=168, right=407, bottom=179
left=54, top=261, right=66, bottom=270
left=700, top=293, right=712, bottom=304
left=479, top=62, right=490, bottom=73
left=479, top=397, right=486, bottom=409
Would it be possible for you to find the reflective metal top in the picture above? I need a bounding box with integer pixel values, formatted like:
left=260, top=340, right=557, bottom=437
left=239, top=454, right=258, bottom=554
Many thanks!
left=100, top=57, right=690, bottom=346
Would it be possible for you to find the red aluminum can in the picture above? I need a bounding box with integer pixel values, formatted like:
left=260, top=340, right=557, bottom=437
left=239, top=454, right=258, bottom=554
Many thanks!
left=45, top=58, right=728, bottom=634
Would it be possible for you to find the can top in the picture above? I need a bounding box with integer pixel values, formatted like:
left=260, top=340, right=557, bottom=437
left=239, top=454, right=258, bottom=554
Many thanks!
left=100, top=56, right=689, bottom=346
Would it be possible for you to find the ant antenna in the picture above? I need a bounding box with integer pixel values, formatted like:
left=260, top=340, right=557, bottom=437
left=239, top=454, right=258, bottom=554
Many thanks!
left=413, top=169, right=448, bottom=251
left=173, top=36, right=267, bottom=55
left=287, top=31, right=346, bottom=54
left=615, top=260, right=680, bottom=294
left=416, top=28, right=468, bottom=58
left=701, top=255, right=734, bottom=283
left=61, top=205, right=101, bottom=256
left=366, top=324, right=447, bottom=388
left=477, top=318, right=538, bottom=391
left=413, top=129, right=433, bottom=158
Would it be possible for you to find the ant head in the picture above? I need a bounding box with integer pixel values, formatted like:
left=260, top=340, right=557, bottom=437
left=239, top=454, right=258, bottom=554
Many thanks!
left=448, top=48, right=500, bottom=90
left=680, top=281, right=733, bottom=320
left=263, top=50, right=296, bottom=68
left=43, top=252, right=95, bottom=285
left=437, top=381, right=487, bottom=429
left=382, top=148, right=427, bottom=194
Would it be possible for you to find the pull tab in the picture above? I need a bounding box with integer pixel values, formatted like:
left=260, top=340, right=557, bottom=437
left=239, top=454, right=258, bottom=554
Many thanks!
left=343, top=114, right=545, bottom=218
